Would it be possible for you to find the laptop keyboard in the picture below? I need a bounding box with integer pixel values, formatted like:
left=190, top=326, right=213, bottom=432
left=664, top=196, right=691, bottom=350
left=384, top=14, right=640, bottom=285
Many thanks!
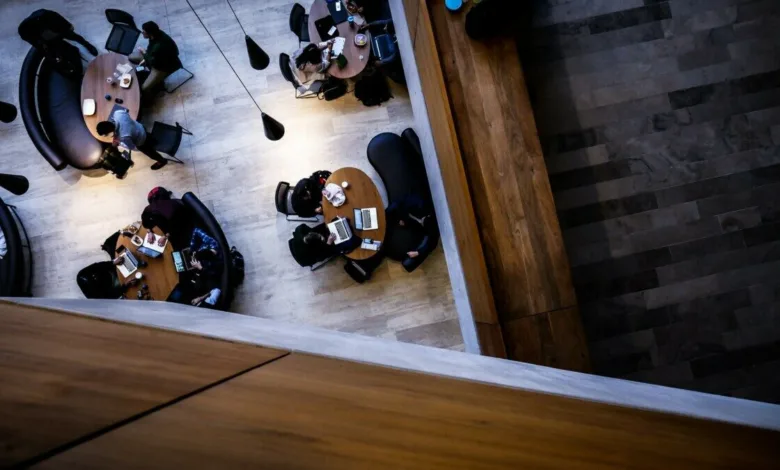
left=362, top=209, right=372, bottom=228
left=335, top=221, right=348, bottom=240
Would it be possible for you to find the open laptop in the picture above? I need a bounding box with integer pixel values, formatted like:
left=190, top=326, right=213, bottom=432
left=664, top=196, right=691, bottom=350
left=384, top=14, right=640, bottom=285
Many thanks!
left=353, top=208, right=379, bottom=231
left=137, top=233, right=167, bottom=258
left=172, top=248, right=194, bottom=273
left=327, top=217, right=353, bottom=244
left=117, top=250, right=139, bottom=278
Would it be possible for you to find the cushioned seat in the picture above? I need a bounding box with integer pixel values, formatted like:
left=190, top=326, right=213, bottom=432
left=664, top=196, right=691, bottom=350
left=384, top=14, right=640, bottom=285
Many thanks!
left=367, top=129, right=439, bottom=272
left=19, top=47, right=104, bottom=170
left=0, top=198, right=32, bottom=297
left=182, top=192, right=235, bottom=310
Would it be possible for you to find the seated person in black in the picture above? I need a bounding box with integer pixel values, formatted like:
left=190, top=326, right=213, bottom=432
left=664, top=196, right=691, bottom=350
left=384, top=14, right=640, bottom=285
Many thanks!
left=290, top=177, right=323, bottom=217
left=386, top=196, right=439, bottom=268
left=291, top=222, right=361, bottom=267
left=168, top=230, right=223, bottom=307
left=141, top=187, right=192, bottom=249
left=18, top=9, right=98, bottom=55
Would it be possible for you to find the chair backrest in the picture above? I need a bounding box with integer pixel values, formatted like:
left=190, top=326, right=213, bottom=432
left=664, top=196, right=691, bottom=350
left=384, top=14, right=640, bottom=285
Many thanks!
left=77, top=261, right=121, bottom=299
left=288, top=238, right=313, bottom=267
left=290, top=3, right=306, bottom=36
left=105, top=9, right=138, bottom=30
left=275, top=181, right=291, bottom=215
left=150, top=121, right=184, bottom=157
left=279, top=53, right=298, bottom=88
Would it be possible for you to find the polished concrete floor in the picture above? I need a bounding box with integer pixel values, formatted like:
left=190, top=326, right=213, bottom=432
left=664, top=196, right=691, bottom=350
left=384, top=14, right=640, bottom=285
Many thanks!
left=0, top=0, right=462, bottom=350
left=522, top=0, right=780, bottom=402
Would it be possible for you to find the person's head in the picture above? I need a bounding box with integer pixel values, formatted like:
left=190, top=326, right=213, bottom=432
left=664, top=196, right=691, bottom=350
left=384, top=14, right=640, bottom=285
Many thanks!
left=147, top=187, right=172, bottom=204
left=193, top=248, right=217, bottom=264
left=295, top=44, right=321, bottom=68
left=303, top=232, right=325, bottom=245
left=142, top=21, right=161, bottom=39
left=96, top=120, right=115, bottom=136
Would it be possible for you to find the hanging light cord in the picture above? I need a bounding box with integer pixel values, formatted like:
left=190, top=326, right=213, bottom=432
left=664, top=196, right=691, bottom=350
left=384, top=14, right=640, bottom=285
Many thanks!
left=184, top=0, right=264, bottom=114
left=225, top=0, right=248, bottom=37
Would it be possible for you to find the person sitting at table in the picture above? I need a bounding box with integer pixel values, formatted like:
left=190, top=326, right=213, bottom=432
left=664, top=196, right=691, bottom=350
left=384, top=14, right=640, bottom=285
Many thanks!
left=386, top=195, right=439, bottom=266
left=141, top=187, right=192, bottom=249
left=96, top=108, right=168, bottom=170
left=290, top=40, right=335, bottom=84
left=290, top=177, right=324, bottom=217
left=291, top=223, right=360, bottom=266
left=128, top=21, right=180, bottom=93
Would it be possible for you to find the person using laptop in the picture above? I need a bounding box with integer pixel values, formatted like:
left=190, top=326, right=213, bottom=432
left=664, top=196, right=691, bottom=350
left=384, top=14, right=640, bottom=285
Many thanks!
left=290, top=40, right=336, bottom=84
left=386, top=196, right=437, bottom=260
left=96, top=109, right=168, bottom=170
left=293, top=223, right=360, bottom=265
left=290, top=177, right=323, bottom=217
left=128, top=21, right=181, bottom=93
left=141, top=187, right=192, bottom=249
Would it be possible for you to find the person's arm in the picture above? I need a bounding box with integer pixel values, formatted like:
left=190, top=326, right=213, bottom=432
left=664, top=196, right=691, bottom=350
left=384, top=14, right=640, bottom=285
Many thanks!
left=143, top=40, right=160, bottom=66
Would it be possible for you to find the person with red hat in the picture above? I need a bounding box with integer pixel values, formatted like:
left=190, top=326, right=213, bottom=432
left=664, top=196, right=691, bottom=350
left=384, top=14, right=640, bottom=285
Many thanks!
left=141, top=187, right=192, bottom=249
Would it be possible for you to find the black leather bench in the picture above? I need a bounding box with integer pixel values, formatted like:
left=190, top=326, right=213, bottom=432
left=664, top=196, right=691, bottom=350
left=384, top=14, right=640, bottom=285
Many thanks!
left=182, top=192, right=235, bottom=310
left=367, top=129, right=440, bottom=272
left=0, top=198, right=32, bottom=296
left=19, top=47, right=104, bottom=170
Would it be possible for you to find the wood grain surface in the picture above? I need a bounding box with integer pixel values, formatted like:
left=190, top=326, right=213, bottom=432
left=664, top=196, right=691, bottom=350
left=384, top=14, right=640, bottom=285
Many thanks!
left=323, top=167, right=386, bottom=260
left=308, top=0, right=371, bottom=79
left=0, top=301, right=286, bottom=468
left=36, top=353, right=780, bottom=469
left=426, top=1, right=588, bottom=369
left=403, top=0, right=505, bottom=356
left=115, top=227, right=179, bottom=301
left=80, top=53, right=140, bottom=143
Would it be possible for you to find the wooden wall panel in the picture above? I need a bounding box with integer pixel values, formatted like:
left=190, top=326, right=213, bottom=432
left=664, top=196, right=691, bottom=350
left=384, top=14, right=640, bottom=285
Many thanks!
left=36, top=353, right=780, bottom=469
left=424, top=0, right=588, bottom=369
left=404, top=0, right=505, bottom=357
left=0, top=301, right=286, bottom=468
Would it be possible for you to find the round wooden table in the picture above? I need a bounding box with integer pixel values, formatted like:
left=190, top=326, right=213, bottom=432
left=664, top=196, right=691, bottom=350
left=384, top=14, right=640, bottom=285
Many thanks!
left=81, top=52, right=141, bottom=143
left=323, top=167, right=386, bottom=260
left=308, top=0, right=371, bottom=79
left=116, top=227, right=179, bottom=301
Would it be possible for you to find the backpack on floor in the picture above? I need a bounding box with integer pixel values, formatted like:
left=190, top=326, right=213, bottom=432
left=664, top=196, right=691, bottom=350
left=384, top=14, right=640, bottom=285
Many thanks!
left=230, top=246, right=245, bottom=286
left=355, top=71, right=392, bottom=107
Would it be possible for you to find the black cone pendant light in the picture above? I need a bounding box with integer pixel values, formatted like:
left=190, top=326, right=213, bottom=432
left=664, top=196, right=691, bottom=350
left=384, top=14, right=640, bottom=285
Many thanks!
left=261, top=112, right=285, bottom=141
left=245, top=35, right=270, bottom=71
left=186, top=0, right=283, bottom=140
left=228, top=0, right=270, bottom=71
left=0, top=101, right=17, bottom=124
left=0, top=174, right=30, bottom=196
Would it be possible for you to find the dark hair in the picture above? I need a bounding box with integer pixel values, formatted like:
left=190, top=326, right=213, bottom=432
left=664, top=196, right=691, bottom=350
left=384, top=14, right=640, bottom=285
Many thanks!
left=303, top=232, right=326, bottom=245
left=194, top=249, right=217, bottom=263
left=142, top=21, right=160, bottom=36
left=295, top=44, right=321, bottom=68
left=96, top=121, right=115, bottom=136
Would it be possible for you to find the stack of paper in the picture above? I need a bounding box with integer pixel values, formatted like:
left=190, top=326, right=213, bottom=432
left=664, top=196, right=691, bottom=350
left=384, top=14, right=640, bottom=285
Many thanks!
left=332, top=37, right=346, bottom=57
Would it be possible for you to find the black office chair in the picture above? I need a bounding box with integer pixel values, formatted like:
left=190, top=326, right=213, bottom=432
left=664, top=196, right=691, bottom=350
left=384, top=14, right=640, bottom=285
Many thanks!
left=275, top=181, right=320, bottom=222
left=77, top=261, right=124, bottom=299
left=164, top=56, right=195, bottom=93
left=149, top=121, right=192, bottom=165
left=289, top=3, right=310, bottom=45
left=279, top=53, right=319, bottom=99
left=288, top=238, right=335, bottom=271
left=105, top=9, right=141, bottom=56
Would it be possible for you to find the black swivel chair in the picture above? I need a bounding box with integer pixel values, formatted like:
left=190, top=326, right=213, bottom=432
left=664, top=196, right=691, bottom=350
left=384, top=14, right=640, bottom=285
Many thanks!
left=280, top=53, right=319, bottom=99
left=105, top=9, right=141, bottom=56
left=289, top=3, right=310, bottom=45
left=149, top=121, right=192, bottom=165
left=275, top=181, right=320, bottom=222
left=77, top=261, right=125, bottom=299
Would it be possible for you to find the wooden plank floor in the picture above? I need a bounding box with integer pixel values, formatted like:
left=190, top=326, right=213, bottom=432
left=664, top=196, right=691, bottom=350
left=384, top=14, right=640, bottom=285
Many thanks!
left=425, top=1, right=589, bottom=368
left=0, top=0, right=462, bottom=350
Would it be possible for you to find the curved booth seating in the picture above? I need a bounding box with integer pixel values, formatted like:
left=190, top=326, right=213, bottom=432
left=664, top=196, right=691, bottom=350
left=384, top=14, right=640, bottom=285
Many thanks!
left=182, top=192, right=235, bottom=310
left=367, top=128, right=440, bottom=272
left=0, top=198, right=33, bottom=297
left=19, top=47, right=104, bottom=171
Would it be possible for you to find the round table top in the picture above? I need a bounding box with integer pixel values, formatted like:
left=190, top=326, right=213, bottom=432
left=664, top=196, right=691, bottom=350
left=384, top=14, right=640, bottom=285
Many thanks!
left=323, top=167, right=386, bottom=260
left=308, top=0, right=371, bottom=79
left=116, top=227, right=179, bottom=301
left=81, top=52, right=141, bottom=143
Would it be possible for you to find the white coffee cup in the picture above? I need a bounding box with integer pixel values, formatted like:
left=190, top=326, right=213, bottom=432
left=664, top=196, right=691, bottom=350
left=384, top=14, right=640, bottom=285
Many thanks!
left=342, top=181, right=349, bottom=189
